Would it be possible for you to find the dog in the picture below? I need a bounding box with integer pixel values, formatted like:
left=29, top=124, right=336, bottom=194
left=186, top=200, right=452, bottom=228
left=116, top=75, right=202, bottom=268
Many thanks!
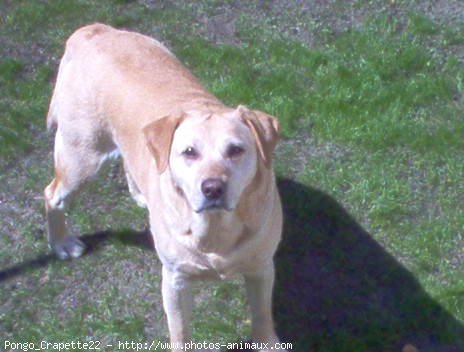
left=44, top=23, right=284, bottom=352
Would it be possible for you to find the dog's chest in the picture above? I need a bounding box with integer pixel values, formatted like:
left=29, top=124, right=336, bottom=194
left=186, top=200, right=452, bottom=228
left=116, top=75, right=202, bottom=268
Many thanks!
left=205, top=253, right=240, bottom=279
left=175, top=251, right=245, bottom=280
left=174, top=220, right=253, bottom=279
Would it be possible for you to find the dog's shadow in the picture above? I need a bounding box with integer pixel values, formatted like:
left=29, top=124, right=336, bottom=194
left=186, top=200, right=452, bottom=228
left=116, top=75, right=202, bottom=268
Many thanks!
left=270, top=178, right=464, bottom=351
left=0, top=229, right=154, bottom=282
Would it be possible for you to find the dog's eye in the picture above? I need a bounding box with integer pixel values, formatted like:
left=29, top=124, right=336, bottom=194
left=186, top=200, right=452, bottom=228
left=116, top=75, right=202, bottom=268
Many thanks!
left=226, top=145, right=245, bottom=158
left=182, top=147, right=199, bottom=159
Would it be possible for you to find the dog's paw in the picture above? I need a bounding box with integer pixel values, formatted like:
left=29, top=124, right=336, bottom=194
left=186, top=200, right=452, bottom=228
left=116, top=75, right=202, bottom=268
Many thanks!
left=52, top=236, right=86, bottom=260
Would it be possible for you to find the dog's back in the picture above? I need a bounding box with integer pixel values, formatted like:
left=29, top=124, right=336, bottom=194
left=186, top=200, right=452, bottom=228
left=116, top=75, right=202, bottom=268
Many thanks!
left=48, top=24, right=220, bottom=153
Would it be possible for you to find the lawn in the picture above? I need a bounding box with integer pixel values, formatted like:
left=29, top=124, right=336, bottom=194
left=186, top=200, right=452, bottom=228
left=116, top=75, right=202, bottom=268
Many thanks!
left=1, top=1, right=463, bottom=351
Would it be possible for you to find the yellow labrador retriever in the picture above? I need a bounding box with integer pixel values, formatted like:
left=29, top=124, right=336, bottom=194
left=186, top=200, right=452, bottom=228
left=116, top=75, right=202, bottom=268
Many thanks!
left=44, top=23, right=284, bottom=351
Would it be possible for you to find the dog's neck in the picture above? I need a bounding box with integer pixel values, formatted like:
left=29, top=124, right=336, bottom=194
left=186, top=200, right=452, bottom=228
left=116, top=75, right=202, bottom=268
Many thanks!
left=189, top=210, right=246, bottom=254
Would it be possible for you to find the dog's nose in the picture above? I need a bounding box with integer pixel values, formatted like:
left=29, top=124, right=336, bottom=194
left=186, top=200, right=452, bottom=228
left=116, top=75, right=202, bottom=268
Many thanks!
left=201, top=178, right=225, bottom=200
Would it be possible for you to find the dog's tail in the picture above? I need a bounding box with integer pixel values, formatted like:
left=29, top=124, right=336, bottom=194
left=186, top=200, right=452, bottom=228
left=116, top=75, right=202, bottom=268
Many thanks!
left=46, top=102, right=58, bottom=131
left=46, top=61, right=63, bottom=132
left=46, top=51, right=72, bottom=132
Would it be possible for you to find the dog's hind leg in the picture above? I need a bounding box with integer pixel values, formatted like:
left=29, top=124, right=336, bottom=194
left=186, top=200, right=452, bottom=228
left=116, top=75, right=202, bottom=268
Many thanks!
left=44, top=126, right=117, bottom=259
left=44, top=176, right=85, bottom=260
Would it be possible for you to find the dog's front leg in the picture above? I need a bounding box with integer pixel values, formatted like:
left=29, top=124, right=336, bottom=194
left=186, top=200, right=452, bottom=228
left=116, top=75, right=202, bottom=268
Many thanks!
left=161, top=266, right=193, bottom=351
left=244, top=263, right=287, bottom=352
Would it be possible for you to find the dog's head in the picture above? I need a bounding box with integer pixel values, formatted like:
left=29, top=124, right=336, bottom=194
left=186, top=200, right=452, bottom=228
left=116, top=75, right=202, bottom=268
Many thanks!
left=143, top=106, right=279, bottom=213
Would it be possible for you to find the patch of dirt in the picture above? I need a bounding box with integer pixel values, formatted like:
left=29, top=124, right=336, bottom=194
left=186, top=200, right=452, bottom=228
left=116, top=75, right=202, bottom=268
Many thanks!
left=161, top=0, right=464, bottom=47
left=3, top=1, right=464, bottom=70
left=417, top=0, right=464, bottom=23
left=275, top=131, right=352, bottom=179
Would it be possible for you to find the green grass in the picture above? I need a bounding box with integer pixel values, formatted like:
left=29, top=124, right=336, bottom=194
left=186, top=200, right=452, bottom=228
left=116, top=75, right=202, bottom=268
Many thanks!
left=0, top=60, right=52, bottom=157
left=188, top=18, right=462, bottom=150
left=1, top=1, right=464, bottom=351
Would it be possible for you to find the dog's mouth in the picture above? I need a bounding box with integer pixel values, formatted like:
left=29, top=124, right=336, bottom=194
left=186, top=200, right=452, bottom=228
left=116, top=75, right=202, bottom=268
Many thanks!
left=194, top=199, right=232, bottom=213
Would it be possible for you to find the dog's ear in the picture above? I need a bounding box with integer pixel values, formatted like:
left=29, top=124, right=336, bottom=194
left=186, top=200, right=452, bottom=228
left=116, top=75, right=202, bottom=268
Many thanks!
left=143, top=113, right=184, bottom=174
left=238, top=105, right=280, bottom=168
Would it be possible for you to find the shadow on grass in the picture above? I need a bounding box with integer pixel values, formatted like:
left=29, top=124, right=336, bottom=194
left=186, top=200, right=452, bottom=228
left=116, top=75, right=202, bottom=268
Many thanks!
left=273, top=178, right=464, bottom=352
left=0, top=229, right=154, bottom=282
left=0, top=253, right=56, bottom=282
left=83, top=228, right=154, bottom=254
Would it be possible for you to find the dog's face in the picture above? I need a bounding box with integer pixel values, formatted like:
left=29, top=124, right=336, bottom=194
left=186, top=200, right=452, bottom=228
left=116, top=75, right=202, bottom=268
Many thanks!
left=170, top=111, right=258, bottom=212
left=143, top=106, right=280, bottom=213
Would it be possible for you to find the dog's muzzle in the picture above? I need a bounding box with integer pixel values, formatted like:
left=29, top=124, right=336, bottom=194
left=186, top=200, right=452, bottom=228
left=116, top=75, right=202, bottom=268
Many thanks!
left=195, top=178, right=230, bottom=212
left=201, top=178, right=225, bottom=200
